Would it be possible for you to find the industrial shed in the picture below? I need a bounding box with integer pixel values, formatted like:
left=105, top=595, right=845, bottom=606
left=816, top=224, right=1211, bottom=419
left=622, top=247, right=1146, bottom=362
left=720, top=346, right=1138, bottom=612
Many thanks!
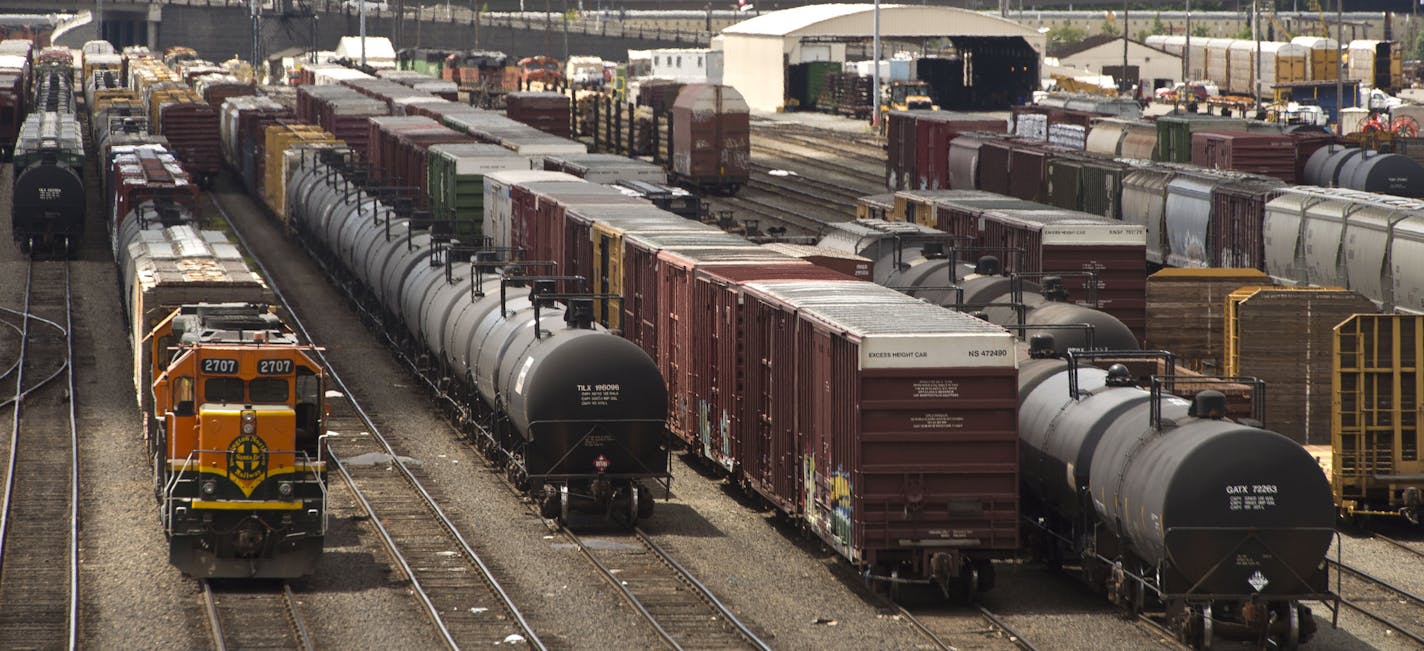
left=718, top=4, right=1046, bottom=112
left=1054, top=36, right=1182, bottom=91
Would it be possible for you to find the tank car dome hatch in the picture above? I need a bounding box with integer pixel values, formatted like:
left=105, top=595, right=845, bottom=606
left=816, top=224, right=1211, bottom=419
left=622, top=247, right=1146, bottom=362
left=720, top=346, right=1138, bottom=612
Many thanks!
left=1028, top=334, right=1057, bottom=359
left=974, top=255, right=1002, bottom=276
left=1104, top=363, right=1133, bottom=387
left=1339, top=152, right=1424, bottom=197
left=1189, top=390, right=1228, bottom=419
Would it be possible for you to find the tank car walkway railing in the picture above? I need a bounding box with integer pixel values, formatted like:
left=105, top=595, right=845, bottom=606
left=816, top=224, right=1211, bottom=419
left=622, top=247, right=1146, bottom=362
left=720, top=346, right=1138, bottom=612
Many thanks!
left=0, top=258, right=79, bottom=650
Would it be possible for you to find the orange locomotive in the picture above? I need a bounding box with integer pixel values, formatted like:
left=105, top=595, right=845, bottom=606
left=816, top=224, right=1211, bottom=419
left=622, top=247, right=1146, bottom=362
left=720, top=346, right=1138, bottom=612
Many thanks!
left=147, top=303, right=327, bottom=578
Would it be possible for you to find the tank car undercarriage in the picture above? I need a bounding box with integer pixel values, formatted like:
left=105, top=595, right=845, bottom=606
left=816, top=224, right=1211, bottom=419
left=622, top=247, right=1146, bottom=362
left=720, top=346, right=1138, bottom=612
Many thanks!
left=1024, top=513, right=1330, bottom=650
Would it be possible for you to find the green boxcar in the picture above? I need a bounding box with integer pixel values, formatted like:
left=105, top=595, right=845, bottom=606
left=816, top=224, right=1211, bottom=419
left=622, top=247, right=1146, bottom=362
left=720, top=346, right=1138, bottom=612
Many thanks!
left=1045, top=157, right=1084, bottom=211
left=427, top=143, right=528, bottom=240
left=1154, top=114, right=1249, bottom=163
left=1078, top=159, right=1127, bottom=221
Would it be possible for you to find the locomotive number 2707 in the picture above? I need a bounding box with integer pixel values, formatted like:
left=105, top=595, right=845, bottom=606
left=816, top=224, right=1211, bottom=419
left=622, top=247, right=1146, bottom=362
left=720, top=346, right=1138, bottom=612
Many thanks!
left=258, top=359, right=293, bottom=375
left=202, top=358, right=239, bottom=374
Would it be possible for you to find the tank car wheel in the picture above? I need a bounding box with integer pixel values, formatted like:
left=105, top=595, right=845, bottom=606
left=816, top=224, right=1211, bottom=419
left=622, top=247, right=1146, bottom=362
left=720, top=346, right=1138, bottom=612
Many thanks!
left=1198, top=605, right=1214, bottom=650
left=624, top=486, right=640, bottom=530
left=1279, top=602, right=1300, bottom=650
left=888, top=568, right=902, bottom=602
left=559, top=484, right=571, bottom=526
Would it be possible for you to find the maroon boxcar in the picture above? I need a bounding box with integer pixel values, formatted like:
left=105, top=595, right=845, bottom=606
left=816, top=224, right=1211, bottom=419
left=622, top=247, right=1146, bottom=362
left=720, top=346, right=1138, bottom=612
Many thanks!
left=1209, top=178, right=1284, bottom=269
left=652, top=245, right=794, bottom=442
left=366, top=116, right=437, bottom=183
left=976, top=139, right=1013, bottom=195
left=972, top=208, right=1149, bottom=340
left=909, top=112, right=1007, bottom=191
left=1191, top=131, right=1299, bottom=182
left=620, top=228, right=744, bottom=364
left=740, top=280, right=1020, bottom=594
left=689, top=264, right=857, bottom=472
left=671, top=83, right=749, bottom=195
left=506, top=91, right=572, bottom=138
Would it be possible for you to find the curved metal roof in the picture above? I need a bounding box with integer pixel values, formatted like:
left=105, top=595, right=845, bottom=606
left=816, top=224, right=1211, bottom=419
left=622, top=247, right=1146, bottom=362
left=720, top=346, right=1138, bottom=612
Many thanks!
left=721, top=3, right=1040, bottom=39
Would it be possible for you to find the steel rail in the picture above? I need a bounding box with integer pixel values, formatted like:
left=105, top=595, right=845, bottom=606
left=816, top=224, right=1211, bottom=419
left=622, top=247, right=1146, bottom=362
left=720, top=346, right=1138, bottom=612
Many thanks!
left=210, top=193, right=546, bottom=651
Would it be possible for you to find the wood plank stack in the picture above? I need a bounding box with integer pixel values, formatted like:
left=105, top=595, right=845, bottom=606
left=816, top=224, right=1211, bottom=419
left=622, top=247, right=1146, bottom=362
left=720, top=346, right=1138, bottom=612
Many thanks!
left=1224, top=286, right=1377, bottom=445
left=1145, top=267, right=1272, bottom=372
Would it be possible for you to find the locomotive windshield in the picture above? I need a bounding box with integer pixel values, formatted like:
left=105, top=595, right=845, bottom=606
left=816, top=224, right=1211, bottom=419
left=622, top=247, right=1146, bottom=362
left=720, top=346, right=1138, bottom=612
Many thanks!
left=203, top=377, right=290, bottom=404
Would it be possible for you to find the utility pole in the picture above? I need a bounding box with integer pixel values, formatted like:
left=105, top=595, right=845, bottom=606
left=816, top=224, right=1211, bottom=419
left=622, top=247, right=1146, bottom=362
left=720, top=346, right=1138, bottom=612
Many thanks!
left=1121, top=0, right=1129, bottom=95
left=360, top=0, right=367, bottom=67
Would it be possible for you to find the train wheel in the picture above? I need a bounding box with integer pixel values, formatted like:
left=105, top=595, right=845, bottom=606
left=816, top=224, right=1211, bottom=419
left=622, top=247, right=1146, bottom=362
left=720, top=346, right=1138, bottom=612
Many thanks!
left=959, top=564, right=980, bottom=605
left=1199, top=606, right=1214, bottom=650
left=624, top=486, right=640, bottom=530
left=1278, top=604, right=1300, bottom=651
left=559, top=484, right=571, bottom=526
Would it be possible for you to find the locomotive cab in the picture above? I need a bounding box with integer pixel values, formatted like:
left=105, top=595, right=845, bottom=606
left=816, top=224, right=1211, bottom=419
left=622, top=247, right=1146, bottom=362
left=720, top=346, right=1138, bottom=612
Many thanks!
left=148, top=303, right=327, bottom=578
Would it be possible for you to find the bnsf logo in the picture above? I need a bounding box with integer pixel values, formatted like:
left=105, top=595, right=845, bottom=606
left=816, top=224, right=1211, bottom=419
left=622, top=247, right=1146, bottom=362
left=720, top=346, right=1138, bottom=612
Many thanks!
left=38, top=187, right=62, bottom=200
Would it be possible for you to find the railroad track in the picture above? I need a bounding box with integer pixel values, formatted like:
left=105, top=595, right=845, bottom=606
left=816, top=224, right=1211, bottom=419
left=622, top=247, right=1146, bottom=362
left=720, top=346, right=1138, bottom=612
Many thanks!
left=748, top=162, right=867, bottom=207
left=750, top=136, right=887, bottom=184
left=567, top=527, right=769, bottom=650
left=1374, top=532, right=1424, bottom=561
left=0, top=258, right=78, bottom=648
left=899, top=602, right=1036, bottom=650
left=1329, top=558, right=1424, bottom=646
left=210, top=194, right=546, bottom=650
left=202, top=580, right=313, bottom=650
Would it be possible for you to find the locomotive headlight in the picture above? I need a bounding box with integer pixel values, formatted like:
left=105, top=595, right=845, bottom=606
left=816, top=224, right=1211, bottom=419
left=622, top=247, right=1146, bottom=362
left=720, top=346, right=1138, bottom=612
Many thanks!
left=242, top=411, right=256, bottom=434
left=202, top=480, right=218, bottom=496
left=242, top=422, right=256, bottom=434
left=278, top=482, right=294, bottom=497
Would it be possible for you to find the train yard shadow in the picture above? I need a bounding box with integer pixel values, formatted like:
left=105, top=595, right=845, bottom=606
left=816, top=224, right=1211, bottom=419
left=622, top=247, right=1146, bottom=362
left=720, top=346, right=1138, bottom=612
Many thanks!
left=304, top=549, right=414, bottom=593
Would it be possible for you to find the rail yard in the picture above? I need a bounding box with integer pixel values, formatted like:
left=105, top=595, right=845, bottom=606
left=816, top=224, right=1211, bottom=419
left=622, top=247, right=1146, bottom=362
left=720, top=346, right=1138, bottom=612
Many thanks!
left=2, top=3, right=1424, bottom=649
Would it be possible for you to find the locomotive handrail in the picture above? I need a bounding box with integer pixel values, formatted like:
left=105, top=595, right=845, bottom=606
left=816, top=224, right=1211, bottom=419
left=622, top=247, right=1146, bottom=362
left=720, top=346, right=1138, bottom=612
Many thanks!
left=1064, top=349, right=1174, bottom=401
left=1148, top=374, right=1268, bottom=427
